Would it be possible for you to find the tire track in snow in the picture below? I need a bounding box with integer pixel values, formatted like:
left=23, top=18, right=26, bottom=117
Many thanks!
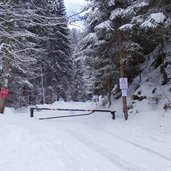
left=80, top=121, right=171, bottom=163
left=68, top=130, right=147, bottom=171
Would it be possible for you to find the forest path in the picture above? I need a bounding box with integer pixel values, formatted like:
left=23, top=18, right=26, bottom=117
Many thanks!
left=0, top=101, right=171, bottom=171
left=46, top=109, right=171, bottom=171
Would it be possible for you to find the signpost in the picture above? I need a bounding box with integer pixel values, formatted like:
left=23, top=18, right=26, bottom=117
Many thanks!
left=117, top=28, right=128, bottom=120
left=119, top=78, right=128, bottom=90
left=119, top=77, right=128, bottom=120
left=119, top=78, right=128, bottom=97
left=121, top=89, right=127, bottom=97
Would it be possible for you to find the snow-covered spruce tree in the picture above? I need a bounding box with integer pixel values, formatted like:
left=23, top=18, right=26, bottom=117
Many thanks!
left=52, top=0, right=73, bottom=102
left=0, top=0, right=39, bottom=112
left=28, top=0, right=73, bottom=103
left=130, top=0, right=171, bottom=85
left=70, top=29, right=87, bottom=102
left=80, top=0, right=149, bottom=106
left=80, top=0, right=118, bottom=106
left=109, top=0, right=150, bottom=85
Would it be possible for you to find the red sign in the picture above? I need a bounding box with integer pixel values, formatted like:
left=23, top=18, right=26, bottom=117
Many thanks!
left=1, top=87, right=8, bottom=99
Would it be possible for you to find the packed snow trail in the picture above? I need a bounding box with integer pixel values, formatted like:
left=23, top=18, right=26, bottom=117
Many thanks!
left=66, top=122, right=171, bottom=171
left=78, top=121, right=171, bottom=162
left=0, top=101, right=171, bottom=171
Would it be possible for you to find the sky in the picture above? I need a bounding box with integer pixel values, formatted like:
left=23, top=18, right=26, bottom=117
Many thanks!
left=64, top=0, right=86, bottom=15
left=64, top=0, right=86, bottom=30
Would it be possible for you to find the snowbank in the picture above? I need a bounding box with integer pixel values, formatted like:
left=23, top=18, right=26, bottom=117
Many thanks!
left=0, top=99, right=171, bottom=171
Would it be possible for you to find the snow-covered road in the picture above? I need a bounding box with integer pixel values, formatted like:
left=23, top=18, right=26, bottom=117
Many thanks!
left=0, top=101, right=171, bottom=171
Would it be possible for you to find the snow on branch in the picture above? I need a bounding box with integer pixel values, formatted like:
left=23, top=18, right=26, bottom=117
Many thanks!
left=94, top=40, right=107, bottom=46
left=94, top=20, right=112, bottom=32
left=119, top=24, right=133, bottom=31
left=123, top=2, right=149, bottom=18
left=108, top=0, right=115, bottom=7
left=110, top=8, right=124, bottom=20
left=82, top=33, right=98, bottom=44
left=140, top=12, right=167, bottom=28
left=131, top=15, right=144, bottom=24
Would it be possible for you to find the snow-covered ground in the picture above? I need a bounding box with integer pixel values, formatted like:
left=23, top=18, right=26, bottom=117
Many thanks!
left=0, top=97, right=171, bottom=171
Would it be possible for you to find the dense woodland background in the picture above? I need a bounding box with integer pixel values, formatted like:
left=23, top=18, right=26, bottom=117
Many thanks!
left=0, top=0, right=171, bottom=108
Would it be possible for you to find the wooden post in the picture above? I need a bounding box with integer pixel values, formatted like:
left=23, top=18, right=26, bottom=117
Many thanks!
left=30, top=108, right=34, bottom=118
left=117, top=29, right=128, bottom=120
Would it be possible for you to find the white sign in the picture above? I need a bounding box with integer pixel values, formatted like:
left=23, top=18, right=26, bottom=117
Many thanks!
left=122, top=89, right=127, bottom=96
left=93, top=95, right=99, bottom=102
left=119, top=78, right=128, bottom=89
left=4, top=79, right=8, bottom=87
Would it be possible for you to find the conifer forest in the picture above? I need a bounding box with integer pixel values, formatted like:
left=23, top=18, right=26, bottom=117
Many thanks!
left=0, top=0, right=170, bottom=111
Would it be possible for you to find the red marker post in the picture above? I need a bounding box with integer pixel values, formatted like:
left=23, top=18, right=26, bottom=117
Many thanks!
left=0, top=87, right=8, bottom=99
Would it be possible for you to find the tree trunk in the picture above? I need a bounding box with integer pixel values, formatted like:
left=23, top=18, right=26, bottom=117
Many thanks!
left=160, top=34, right=169, bottom=85
left=0, top=61, right=10, bottom=114
left=108, top=77, right=112, bottom=108
left=117, top=28, right=128, bottom=120
left=0, top=3, right=10, bottom=114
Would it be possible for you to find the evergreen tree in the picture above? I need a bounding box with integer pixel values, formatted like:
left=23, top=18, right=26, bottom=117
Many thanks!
left=80, top=0, right=150, bottom=105
left=81, top=0, right=171, bottom=104
left=29, top=0, right=73, bottom=103
left=70, top=29, right=87, bottom=101
left=0, top=0, right=39, bottom=111
left=0, top=0, right=73, bottom=110
left=130, top=0, right=170, bottom=84
left=80, top=0, right=115, bottom=103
